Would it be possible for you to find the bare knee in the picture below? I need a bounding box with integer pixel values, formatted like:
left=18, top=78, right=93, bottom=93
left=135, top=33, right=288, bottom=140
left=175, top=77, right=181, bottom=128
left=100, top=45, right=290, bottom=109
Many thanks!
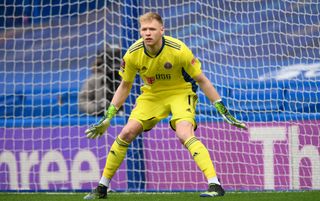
left=118, top=120, right=143, bottom=143
left=175, top=120, right=195, bottom=144
left=119, top=127, right=137, bottom=143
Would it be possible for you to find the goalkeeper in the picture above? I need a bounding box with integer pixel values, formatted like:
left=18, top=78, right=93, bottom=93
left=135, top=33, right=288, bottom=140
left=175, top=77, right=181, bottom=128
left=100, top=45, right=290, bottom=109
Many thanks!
left=84, top=12, right=246, bottom=199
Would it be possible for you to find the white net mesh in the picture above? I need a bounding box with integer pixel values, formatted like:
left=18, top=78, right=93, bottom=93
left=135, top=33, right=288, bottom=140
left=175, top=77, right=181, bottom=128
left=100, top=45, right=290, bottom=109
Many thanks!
left=0, top=0, right=319, bottom=192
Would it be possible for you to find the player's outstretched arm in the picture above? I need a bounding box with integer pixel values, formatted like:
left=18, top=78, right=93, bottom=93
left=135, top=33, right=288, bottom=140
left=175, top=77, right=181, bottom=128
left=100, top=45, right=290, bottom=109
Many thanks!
left=194, top=73, right=247, bottom=129
left=85, top=80, right=133, bottom=139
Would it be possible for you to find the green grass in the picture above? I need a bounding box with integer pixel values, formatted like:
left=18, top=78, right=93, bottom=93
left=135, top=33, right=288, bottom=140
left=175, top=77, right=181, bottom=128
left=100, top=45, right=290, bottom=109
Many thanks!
left=1, top=191, right=320, bottom=201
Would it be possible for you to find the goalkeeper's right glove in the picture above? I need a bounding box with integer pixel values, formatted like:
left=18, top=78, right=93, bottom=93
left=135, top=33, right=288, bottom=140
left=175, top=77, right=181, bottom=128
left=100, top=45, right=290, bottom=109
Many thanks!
left=85, top=104, right=118, bottom=139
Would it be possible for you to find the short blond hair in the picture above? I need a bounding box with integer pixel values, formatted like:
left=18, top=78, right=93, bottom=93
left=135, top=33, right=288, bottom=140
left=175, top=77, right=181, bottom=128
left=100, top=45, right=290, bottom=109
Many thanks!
left=139, top=12, right=163, bottom=25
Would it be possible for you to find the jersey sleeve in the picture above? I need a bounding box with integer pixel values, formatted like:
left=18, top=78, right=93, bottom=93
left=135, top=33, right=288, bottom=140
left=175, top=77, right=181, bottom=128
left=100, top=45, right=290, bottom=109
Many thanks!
left=181, top=44, right=202, bottom=78
left=119, top=51, right=138, bottom=82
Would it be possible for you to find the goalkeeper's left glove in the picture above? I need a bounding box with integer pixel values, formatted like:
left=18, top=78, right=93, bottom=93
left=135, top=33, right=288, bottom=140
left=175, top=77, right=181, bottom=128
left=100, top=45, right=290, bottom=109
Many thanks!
left=214, top=99, right=247, bottom=129
left=85, top=104, right=118, bottom=139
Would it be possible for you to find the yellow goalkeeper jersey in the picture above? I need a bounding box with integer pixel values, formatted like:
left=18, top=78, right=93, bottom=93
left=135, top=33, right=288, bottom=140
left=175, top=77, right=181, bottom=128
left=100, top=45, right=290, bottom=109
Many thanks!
left=120, top=35, right=202, bottom=93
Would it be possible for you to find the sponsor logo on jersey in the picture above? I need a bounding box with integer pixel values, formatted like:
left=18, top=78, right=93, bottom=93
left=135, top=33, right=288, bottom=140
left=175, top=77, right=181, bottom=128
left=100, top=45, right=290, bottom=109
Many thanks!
left=156, top=74, right=171, bottom=80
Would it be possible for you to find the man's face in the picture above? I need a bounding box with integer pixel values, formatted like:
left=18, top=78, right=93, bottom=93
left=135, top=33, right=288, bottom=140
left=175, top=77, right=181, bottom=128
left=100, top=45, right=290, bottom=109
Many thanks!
left=140, top=19, right=164, bottom=47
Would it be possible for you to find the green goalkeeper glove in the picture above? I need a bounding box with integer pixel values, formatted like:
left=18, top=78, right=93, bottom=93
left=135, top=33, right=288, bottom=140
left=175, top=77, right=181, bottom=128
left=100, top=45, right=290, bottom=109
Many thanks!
left=85, top=104, right=118, bottom=139
left=214, top=99, right=247, bottom=129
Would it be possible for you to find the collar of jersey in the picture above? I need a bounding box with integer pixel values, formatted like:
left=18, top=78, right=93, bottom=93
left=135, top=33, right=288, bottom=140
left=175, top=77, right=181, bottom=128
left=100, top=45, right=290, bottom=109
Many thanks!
left=143, top=36, right=165, bottom=58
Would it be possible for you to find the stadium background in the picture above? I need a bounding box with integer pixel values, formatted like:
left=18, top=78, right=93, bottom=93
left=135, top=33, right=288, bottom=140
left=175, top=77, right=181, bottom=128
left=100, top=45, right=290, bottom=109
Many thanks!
left=0, top=0, right=319, bottom=192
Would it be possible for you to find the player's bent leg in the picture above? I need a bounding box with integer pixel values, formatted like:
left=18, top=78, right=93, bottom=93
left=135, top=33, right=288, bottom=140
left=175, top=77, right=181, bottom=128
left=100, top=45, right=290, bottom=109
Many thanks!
left=103, top=120, right=142, bottom=179
left=174, top=120, right=195, bottom=143
left=176, top=121, right=217, bottom=181
left=84, top=120, right=143, bottom=200
left=175, top=121, right=225, bottom=197
left=118, top=119, right=143, bottom=143
left=103, top=120, right=143, bottom=179
left=184, top=137, right=225, bottom=197
left=103, top=136, right=130, bottom=179
left=184, top=136, right=217, bottom=180
left=83, top=136, right=127, bottom=200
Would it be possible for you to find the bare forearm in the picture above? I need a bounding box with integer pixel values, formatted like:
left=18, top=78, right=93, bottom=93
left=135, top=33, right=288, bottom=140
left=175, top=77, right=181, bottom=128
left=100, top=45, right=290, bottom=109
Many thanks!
left=110, top=80, right=132, bottom=109
left=194, top=73, right=247, bottom=129
left=195, top=73, right=221, bottom=103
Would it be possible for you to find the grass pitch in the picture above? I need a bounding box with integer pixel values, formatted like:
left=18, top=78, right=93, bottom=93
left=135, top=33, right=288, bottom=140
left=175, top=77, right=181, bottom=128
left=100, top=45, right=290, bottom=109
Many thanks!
left=0, top=191, right=319, bottom=201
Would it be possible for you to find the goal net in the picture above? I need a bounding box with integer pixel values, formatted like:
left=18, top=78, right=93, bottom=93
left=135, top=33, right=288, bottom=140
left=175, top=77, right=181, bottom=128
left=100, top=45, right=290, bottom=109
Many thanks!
left=0, top=0, right=319, bottom=192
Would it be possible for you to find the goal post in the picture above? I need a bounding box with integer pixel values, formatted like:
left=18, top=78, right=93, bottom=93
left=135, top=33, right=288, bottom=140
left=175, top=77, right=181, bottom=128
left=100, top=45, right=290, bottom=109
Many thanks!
left=0, top=0, right=320, bottom=192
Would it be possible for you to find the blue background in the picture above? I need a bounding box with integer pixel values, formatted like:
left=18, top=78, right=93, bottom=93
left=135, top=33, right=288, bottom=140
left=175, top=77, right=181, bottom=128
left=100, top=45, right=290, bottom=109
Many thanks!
left=0, top=0, right=319, bottom=127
